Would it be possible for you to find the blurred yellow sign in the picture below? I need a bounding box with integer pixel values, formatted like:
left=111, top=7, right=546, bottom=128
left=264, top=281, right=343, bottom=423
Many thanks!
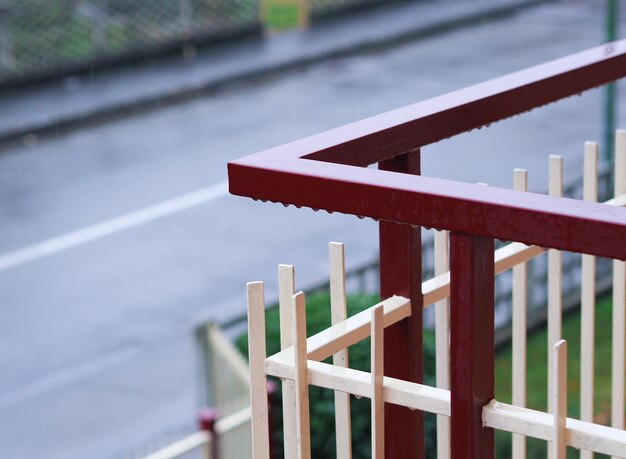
left=262, top=0, right=309, bottom=32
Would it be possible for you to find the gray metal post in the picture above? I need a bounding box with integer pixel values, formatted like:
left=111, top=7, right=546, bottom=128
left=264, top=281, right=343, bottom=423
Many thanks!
left=603, top=0, right=618, bottom=167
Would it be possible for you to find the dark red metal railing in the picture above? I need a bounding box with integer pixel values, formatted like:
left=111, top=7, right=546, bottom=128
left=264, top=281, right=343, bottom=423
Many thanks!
left=228, top=38, right=626, bottom=458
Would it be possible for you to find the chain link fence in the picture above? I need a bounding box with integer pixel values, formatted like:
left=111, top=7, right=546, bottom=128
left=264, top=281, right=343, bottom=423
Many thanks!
left=0, top=0, right=414, bottom=85
left=0, top=0, right=260, bottom=83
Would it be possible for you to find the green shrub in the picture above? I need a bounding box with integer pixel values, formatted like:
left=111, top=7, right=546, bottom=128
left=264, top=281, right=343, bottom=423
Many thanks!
left=235, top=292, right=437, bottom=458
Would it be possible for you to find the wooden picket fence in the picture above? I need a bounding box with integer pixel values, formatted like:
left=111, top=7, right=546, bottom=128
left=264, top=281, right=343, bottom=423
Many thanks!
left=246, top=134, right=626, bottom=459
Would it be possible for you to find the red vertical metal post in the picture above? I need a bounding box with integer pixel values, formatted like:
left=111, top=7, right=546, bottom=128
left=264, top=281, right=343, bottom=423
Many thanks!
left=449, top=233, right=495, bottom=459
left=379, top=150, right=424, bottom=459
left=199, top=408, right=219, bottom=459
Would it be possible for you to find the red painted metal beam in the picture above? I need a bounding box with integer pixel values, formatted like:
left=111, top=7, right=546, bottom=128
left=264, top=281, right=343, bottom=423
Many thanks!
left=228, top=39, right=626, bottom=259
left=232, top=39, right=626, bottom=168
left=450, top=233, right=495, bottom=459
left=228, top=159, right=626, bottom=260
left=379, top=151, right=424, bottom=459
left=228, top=39, right=626, bottom=457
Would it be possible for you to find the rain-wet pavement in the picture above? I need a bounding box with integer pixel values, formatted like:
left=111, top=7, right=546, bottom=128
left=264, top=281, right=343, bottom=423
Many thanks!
left=0, top=0, right=542, bottom=143
left=0, top=2, right=624, bottom=458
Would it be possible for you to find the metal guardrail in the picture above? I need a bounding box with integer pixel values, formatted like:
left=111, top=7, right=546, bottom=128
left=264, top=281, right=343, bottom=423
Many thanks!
left=0, top=0, right=260, bottom=84
left=217, top=164, right=614, bottom=346
left=176, top=157, right=620, bottom=459
left=228, top=37, right=626, bottom=457
left=0, top=0, right=415, bottom=85
left=181, top=166, right=618, bottom=459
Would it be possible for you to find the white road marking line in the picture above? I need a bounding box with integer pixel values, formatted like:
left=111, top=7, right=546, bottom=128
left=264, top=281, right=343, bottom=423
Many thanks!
left=0, top=180, right=229, bottom=271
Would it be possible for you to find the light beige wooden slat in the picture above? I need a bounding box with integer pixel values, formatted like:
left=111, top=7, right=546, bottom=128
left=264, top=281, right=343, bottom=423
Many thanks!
left=214, top=406, right=252, bottom=434
left=423, top=271, right=450, bottom=307
left=425, top=241, right=543, bottom=306
left=208, top=324, right=250, bottom=386
left=581, top=142, right=598, bottom=459
left=285, top=241, right=547, bottom=368
left=293, top=291, right=311, bottom=459
left=552, top=340, right=568, bottom=459
left=273, top=235, right=564, bottom=370
left=434, top=229, right=450, bottom=459
left=278, top=264, right=297, bottom=459
left=266, top=357, right=450, bottom=416
left=613, top=129, right=626, bottom=459
left=247, top=281, right=271, bottom=459
left=512, top=168, right=528, bottom=459
left=279, top=265, right=296, bottom=349
left=371, top=305, right=385, bottom=459
left=483, top=400, right=626, bottom=457
left=289, top=295, right=410, bottom=362
left=604, top=192, right=626, bottom=206
left=329, top=242, right=352, bottom=459
left=548, top=155, right=564, bottom=421
left=266, top=341, right=626, bottom=457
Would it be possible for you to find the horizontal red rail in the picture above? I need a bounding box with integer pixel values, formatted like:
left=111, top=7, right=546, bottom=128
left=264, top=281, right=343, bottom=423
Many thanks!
left=228, top=38, right=626, bottom=260
left=229, top=160, right=626, bottom=259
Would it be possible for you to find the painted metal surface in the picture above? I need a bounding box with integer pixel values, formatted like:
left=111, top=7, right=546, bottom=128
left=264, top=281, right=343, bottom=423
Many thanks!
left=228, top=38, right=626, bottom=458
left=228, top=38, right=626, bottom=260
left=378, top=152, right=424, bottom=459
left=449, top=234, right=495, bottom=459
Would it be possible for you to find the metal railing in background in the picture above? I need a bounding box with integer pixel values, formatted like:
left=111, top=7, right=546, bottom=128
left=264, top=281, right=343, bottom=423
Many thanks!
left=0, top=0, right=418, bottom=85
left=0, top=0, right=260, bottom=84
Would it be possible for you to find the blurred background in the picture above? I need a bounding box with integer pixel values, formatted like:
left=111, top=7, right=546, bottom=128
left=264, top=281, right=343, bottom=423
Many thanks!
left=0, top=0, right=624, bottom=458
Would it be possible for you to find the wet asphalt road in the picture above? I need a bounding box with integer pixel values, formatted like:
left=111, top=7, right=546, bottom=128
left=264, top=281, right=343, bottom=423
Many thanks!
left=0, top=2, right=624, bottom=458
